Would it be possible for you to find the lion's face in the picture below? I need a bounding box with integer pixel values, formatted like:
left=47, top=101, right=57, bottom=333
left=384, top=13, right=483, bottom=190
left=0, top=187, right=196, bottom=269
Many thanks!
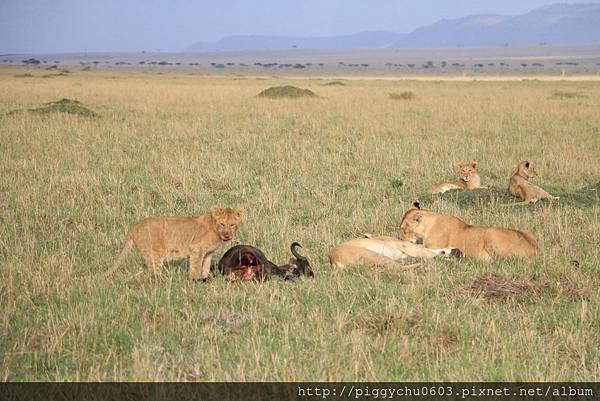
left=211, top=207, right=244, bottom=242
left=399, top=210, right=425, bottom=245
left=457, top=161, right=478, bottom=182
left=518, top=161, right=538, bottom=178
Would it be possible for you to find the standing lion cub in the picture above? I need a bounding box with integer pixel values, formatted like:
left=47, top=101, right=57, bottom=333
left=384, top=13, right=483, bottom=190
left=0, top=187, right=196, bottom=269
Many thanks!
left=427, top=161, right=485, bottom=194
left=107, top=207, right=243, bottom=280
left=504, top=161, right=559, bottom=206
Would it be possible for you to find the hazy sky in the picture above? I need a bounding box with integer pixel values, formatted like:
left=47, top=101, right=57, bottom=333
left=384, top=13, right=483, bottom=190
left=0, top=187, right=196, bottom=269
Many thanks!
left=0, top=0, right=593, bottom=53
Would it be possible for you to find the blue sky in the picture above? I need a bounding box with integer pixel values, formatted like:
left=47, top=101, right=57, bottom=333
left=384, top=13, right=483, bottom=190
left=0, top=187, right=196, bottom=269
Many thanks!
left=0, top=0, right=592, bottom=53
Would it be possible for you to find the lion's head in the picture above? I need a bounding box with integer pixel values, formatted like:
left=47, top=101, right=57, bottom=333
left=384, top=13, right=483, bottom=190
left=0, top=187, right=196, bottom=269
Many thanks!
left=457, top=161, right=478, bottom=183
left=398, top=202, right=426, bottom=245
left=211, top=207, right=244, bottom=242
left=516, top=160, right=538, bottom=179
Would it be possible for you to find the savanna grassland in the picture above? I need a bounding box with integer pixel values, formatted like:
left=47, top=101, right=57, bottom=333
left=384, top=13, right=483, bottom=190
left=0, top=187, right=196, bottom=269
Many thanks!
left=0, top=67, right=599, bottom=381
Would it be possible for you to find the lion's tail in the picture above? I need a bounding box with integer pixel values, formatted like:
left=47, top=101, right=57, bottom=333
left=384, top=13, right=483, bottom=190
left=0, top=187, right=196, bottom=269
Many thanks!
left=104, top=238, right=134, bottom=276
left=520, top=230, right=539, bottom=255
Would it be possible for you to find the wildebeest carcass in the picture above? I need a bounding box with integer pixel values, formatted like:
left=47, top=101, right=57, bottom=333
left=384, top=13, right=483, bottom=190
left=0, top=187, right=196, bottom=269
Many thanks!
left=218, top=242, right=314, bottom=282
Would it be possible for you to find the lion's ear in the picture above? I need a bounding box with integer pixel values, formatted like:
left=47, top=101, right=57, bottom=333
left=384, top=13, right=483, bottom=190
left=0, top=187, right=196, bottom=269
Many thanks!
left=471, top=161, right=477, bottom=168
left=525, top=161, right=530, bottom=168
left=235, top=209, right=245, bottom=221
left=412, top=200, right=421, bottom=210
left=211, top=207, right=223, bottom=218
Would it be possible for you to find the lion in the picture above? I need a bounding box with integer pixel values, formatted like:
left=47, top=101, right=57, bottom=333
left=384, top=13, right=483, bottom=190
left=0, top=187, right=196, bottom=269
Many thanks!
left=504, top=160, right=559, bottom=206
left=106, top=207, right=244, bottom=280
left=399, top=202, right=538, bottom=260
left=427, top=161, right=485, bottom=194
left=328, top=234, right=462, bottom=268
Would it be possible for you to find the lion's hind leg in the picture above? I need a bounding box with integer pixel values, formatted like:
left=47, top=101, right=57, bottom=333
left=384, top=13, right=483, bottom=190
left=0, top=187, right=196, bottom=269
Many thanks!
left=501, top=198, right=538, bottom=207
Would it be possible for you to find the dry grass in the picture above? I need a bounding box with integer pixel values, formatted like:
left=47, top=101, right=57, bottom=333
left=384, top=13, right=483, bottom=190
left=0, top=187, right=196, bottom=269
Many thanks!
left=465, top=273, right=548, bottom=301
left=0, top=67, right=599, bottom=381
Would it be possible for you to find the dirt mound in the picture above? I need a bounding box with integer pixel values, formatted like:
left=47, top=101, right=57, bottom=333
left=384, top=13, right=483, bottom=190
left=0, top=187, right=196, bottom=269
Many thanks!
left=389, top=91, right=416, bottom=100
left=45, top=66, right=71, bottom=73
left=31, top=99, right=98, bottom=117
left=324, top=80, right=346, bottom=86
left=6, top=99, right=98, bottom=117
left=549, top=91, right=588, bottom=100
left=258, top=85, right=317, bottom=99
left=417, top=182, right=599, bottom=208
left=417, top=187, right=514, bottom=207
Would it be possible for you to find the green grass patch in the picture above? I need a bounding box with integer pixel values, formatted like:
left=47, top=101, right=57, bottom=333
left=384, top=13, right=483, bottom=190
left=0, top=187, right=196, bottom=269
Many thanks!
left=552, top=181, right=600, bottom=207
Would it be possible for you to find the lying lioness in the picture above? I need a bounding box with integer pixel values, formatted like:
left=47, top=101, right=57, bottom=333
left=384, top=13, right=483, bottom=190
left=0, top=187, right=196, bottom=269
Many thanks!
left=505, top=160, right=560, bottom=206
left=328, top=234, right=462, bottom=268
left=399, top=202, right=538, bottom=260
left=427, top=161, right=485, bottom=194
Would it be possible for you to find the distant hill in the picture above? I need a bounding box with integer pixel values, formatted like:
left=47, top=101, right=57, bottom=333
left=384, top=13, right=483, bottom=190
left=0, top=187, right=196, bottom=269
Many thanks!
left=187, top=31, right=402, bottom=52
left=185, top=3, right=600, bottom=52
left=392, top=3, right=600, bottom=48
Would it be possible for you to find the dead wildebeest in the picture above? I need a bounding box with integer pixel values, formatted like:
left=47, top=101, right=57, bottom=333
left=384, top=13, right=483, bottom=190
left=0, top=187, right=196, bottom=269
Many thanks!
left=218, top=242, right=314, bottom=282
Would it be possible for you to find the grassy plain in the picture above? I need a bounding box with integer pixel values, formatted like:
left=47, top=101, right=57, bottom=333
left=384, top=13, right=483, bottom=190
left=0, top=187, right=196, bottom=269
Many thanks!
left=0, top=67, right=599, bottom=381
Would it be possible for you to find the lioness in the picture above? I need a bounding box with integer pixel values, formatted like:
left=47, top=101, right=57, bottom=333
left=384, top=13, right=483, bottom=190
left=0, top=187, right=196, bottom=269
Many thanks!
left=399, top=202, right=538, bottom=260
left=427, top=161, right=485, bottom=194
left=505, top=160, right=559, bottom=206
left=107, top=207, right=243, bottom=280
left=328, top=234, right=462, bottom=268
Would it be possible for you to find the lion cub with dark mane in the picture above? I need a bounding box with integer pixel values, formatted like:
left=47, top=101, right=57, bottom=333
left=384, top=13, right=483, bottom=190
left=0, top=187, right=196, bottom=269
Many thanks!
left=107, top=207, right=243, bottom=280
left=427, top=161, right=485, bottom=194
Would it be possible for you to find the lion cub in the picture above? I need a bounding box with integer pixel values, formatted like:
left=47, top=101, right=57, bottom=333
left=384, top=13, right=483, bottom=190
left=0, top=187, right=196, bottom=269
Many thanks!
left=427, top=161, right=485, bottom=194
left=504, top=161, right=559, bottom=206
left=107, top=207, right=243, bottom=280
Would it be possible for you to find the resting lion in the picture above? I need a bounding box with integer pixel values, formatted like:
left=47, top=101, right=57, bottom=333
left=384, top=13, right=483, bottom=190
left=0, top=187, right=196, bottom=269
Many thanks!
left=399, top=202, right=538, bottom=260
left=107, top=207, right=244, bottom=280
left=504, top=160, right=559, bottom=206
left=427, top=161, right=485, bottom=194
left=328, top=234, right=462, bottom=268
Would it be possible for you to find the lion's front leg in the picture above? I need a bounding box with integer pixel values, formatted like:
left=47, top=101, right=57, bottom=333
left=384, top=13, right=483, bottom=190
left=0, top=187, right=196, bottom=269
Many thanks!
left=189, top=248, right=207, bottom=281
left=200, top=252, right=213, bottom=280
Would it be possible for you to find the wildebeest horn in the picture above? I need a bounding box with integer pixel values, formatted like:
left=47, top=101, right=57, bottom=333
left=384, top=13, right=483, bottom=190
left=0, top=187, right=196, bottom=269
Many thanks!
left=290, top=242, right=307, bottom=261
